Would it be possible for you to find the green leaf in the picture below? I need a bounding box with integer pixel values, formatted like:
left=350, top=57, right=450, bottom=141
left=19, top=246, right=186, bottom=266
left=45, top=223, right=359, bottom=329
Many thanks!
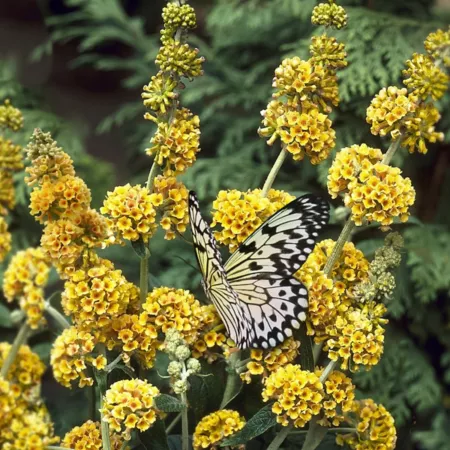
left=0, top=304, right=13, bottom=328
left=221, top=404, right=277, bottom=446
left=131, top=238, right=150, bottom=259
left=32, top=342, right=53, bottom=365
left=139, top=419, right=170, bottom=450
left=154, top=394, right=186, bottom=413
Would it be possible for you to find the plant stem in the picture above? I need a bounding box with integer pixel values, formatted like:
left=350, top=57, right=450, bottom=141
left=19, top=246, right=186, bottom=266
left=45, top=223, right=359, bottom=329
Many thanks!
left=146, top=160, right=159, bottom=192
left=319, top=359, right=338, bottom=383
left=381, top=139, right=401, bottom=165
left=323, top=218, right=355, bottom=277
left=328, top=427, right=357, bottom=433
left=0, top=322, right=30, bottom=378
left=88, top=383, right=97, bottom=421
left=45, top=304, right=71, bottom=330
left=181, top=392, right=189, bottom=450
left=96, top=346, right=111, bottom=450
left=220, top=351, right=240, bottom=409
left=140, top=251, right=150, bottom=306
left=312, top=342, right=323, bottom=365
left=166, top=412, right=182, bottom=433
left=267, top=424, right=293, bottom=450
left=261, top=147, right=287, bottom=197
left=301, top=416, right=328, bottom=450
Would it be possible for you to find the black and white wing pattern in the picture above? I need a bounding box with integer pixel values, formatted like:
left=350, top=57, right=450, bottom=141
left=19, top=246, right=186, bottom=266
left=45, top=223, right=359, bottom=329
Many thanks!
left=189, top=191, right=329, bottom=350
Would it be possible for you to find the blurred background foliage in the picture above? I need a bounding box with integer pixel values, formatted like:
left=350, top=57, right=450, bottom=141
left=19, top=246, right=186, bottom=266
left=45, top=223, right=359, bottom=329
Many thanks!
left=1, top=0, right=450, bottom=448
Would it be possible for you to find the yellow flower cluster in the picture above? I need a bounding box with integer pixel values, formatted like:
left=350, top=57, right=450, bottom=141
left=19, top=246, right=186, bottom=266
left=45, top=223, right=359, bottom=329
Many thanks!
left=424, top=27, right=450, bottom=67
left=50, top=326, right=107, bottom=388
left=0, top=136, right=23, bottom=171
left=3, top=247, right=51, bottom=329
left=110, top=313, right=160, bottom=369
left=336, top=399, right=397, bottom=450
left=327, top=144, right=416, bottom=226
left=241, top=337, right=300, bottom=384
left=193, top=410, right=246, bottom=450
left=62, top=255, right=138, bottom=329
left=262, top=364, right=323, bottom=428
left=161, top=1, right=196, bottom=44
left=310, top=35, right=348, bottom=70
left=403, top=53, right=449, bottom=100
left=62, top=420, right=128, bottom=450
left=0, top=216, right=11, bottom=262
left=0, top=99, right=24, bottom=131
left=0, top=343, right=45, bottom=401
left=1, top=403, right=59, bottom=450
left=319, top=370, right=355, bottom=427
left=147, top=108, right=201, bottom=176
left=101, top=379, right=161, bottom=439
left=311, top=2, right=348, bottom=29
left=0, top=379, right=17, bottom=429
left=273, top=57, right=339, bottom=111
left=0, top=171, right=15, bottom=214
left=101, top=183, right=161, bottom=243
left=153, top=175, right=189, bottom=240
left=29, top=174, right=92, bottom=223
left=142, top=72, right=179, bottom=115
left=211, top=188, right=295, bottom=252
left=143, top=286, right=204, bottom=344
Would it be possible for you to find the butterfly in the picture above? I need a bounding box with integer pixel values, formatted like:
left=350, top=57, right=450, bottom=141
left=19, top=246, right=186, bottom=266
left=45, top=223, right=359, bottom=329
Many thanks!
left=188, top=191, right=329, bottom=350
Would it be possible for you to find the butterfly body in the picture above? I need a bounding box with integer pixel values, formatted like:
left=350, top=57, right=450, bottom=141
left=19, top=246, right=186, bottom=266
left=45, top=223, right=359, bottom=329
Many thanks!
left=189, top=191, right=329, bottom=350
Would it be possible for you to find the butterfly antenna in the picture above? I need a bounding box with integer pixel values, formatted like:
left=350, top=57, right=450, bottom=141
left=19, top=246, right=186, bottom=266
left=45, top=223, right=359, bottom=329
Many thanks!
left=174, top=255, right=200, bottom=273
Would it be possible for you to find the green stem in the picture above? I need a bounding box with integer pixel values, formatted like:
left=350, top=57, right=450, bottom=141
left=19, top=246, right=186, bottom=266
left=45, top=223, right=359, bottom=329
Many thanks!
left=45, top=304, right=71, bottom=330
left=323, top=218, right=355, bottom=277
left=140, top=252, right=150, bottom=306
left=261, top=147, right=287, bottom=197
left=181, top=392, right=189, bottom=450
left=146, top=160, right=159, bottom=192
left=312, top=342, right=323, bottom=365
left=267, top=425, right=293, bottom=450
left=166, top=412, right=182, bottom=433
left=301, top=416, right=328, bottom=450
left=96, top=347, right=111, bottom=450
left=88, top=383, right=97, bottom=421
left=0, top=322, right=30, bottom=378
left=319, top=359, right=338, bottom=383
left=220, top=351, right=241, bottom=408
left=381, top=139, right=401, bottom=165
left=328, top=427, right=357, bottom=433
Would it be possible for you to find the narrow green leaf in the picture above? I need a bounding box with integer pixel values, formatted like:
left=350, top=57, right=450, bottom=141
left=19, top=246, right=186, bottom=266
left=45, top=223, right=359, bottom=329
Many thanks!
left=221, top=404, right=277, bottom=446
left=154, top=394, right=186, bottom=413
left=298, top=325, right=315, bottom=371
left=0, top=304, right=13, bottom=328
left=131, top=238, right=150, bottom=259
left=139, top=419, right=170, bottom=450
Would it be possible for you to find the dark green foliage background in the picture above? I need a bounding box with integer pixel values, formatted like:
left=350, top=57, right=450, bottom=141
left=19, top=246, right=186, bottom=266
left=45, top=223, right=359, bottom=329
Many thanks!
left=1, top=0, right=450, bottom=448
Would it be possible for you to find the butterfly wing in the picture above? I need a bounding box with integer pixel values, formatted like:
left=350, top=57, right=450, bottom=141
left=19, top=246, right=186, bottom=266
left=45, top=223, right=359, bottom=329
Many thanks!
left=224, top=194, right=330, bottom=348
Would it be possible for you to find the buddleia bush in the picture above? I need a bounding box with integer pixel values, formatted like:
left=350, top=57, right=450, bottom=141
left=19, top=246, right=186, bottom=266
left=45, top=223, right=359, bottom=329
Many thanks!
left=0, top=1, right=449, bottom=449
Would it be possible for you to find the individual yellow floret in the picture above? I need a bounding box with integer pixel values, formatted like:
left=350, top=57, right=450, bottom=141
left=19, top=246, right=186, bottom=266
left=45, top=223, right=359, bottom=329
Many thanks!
left=193, top=410, right=245, bottom=450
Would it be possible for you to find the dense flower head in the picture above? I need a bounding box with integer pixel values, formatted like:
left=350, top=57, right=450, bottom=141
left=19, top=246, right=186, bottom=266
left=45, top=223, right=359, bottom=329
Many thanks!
left=211, top=188, right=295, bottom=252
left=101, top=379, right=161, bottom=440
left=401, top=102, right=444, bottom=154
left=193, top=410, right=246, bottom=450
left=1, top=403, right=59, bottom=450
left=143, top=286, right=203, bottom=344
left=366, top=86, right=418, bottom=139
left=319, top=370, right=355, bottom=427
left=162, top=1, right=196, bottom=35
left=3, top=247, right=51, bottom=329
left=153, top=175, right=189, bottom=240
left=50, top=326, right=106, bottom=388
left=259, top=100, right=336, bottom=165
left=29, top=174, right=92, bottom=223
left=241, top=337, right=300, bottom=383
left=101, top=183, right=161, bottom=243
left=0, top=99, right=24, bottom=131
left=26, top=151, right=75, bottom=187
left=0, top=216, right=12, bottom=262
left=156, top=38, right=204, bottom=79
left=41, top=209, right=112, bottom=275
left=142, top=71, right=179, bottom=115
left=262, top=364, right=324, bottom=428
left=310, top=35, right=348, bottom=70
left=0, top=171, right=15, bottom=214
left=62, top=255, right=137, bottom=329
left=424, top=27, right=450, bottom=67
left=311, top=2, right=348, bottom=29
left=403, top=53, right=449, bottom=100
left=0, top=343, right=45, bottom=401
left=0, top=378, right=17, bottom=429
left=62, top=420, right=128, bottom=450
left=336, top=399, right=397, bottom=450
left=327, top=144, right=383, bottom=199
left=147, top=107, right=201, bottom=176
left=109, top=313, right=160, bottom=369
left=25, top=128, right=64, bottom=161
left=0, top=136, right=23, bottom=172
left=272, top=57, right=339, bottom=111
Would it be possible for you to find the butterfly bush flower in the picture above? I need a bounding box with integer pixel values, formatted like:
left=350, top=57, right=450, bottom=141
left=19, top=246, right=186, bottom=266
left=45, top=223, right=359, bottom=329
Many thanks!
left=0, top=343, right=45, bottom=401
left=211, top=188, right=295, bottom=252
left=0, top=379, right=17, bottom=430
left=262, top=364, right=324, bottom=428
left=0, top=172, right=15, bottom=214
left=240, top=337, right=300, bottom=384
left=50, top=326, right=107, bottom=388
left=146, top=108, right=201, bottom=176
left=193, top=410, right=246, bottom=450
left=424, top=27, right=450, bottom=67
left=336, top=399, right=397, bottom=450
left=142, top=72, right=179, bottom=115
left=101, top=379, right=161, bottom=440
left=0, top=136, right=23, bottom=172
left=3, top=247, right=51, bottom=329
left=161, top=1, right=196, bottom=40
left=0, top=217, right=11, bottom=262
left=62, top=420, right=129, bottom=450
left=0, top=99, right=24, bottom=131
left=310, top=35, right=348, bottom=70
left=311, top=2, right=348, bottom=29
